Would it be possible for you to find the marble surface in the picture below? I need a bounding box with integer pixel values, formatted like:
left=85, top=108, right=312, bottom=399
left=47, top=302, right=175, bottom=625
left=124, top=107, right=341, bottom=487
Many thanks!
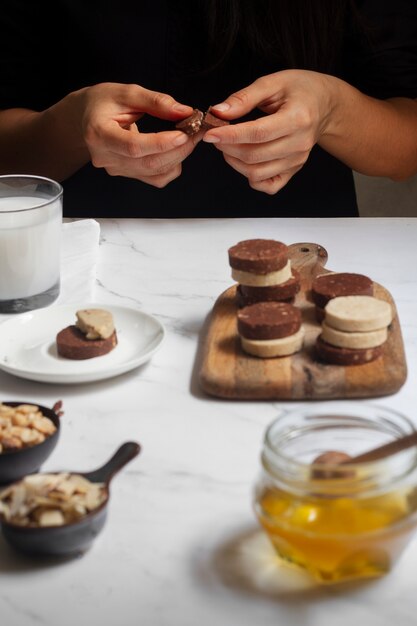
left=0, top=217, right=417, bottom=626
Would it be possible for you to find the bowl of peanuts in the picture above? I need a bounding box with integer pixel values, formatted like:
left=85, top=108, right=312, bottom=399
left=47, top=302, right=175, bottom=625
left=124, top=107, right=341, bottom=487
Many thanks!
left=0, top=401, right=62, bottom=484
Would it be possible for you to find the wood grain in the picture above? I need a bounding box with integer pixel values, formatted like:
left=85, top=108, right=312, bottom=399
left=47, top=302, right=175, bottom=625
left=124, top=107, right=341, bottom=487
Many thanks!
left=199, top=243, right=407, bottom=400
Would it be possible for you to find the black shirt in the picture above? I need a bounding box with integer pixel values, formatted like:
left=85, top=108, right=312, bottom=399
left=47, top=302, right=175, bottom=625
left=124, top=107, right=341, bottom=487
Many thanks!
left=0, top=1, right=416, bottom=218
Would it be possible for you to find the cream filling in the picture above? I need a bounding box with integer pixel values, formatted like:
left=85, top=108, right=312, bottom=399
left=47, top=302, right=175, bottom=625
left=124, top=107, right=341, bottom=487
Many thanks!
left=232, top=260, right=292, bottom=287
left=324, top=295, right=392, bottom=332
left=321, top=322, right=388, bottom=349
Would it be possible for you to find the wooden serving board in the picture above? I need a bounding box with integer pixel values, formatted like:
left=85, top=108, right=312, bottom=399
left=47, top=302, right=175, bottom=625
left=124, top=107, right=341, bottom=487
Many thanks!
left=199, top=243, right=407, bottom=400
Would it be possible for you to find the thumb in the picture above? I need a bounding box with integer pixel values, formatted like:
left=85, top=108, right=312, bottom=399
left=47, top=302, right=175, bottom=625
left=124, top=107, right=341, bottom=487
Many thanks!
left=210, top=77, right=274, bottom=119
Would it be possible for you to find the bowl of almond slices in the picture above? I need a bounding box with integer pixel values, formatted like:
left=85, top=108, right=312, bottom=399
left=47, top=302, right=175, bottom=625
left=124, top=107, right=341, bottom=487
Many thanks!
left=0, top=441, right=140, bottom=556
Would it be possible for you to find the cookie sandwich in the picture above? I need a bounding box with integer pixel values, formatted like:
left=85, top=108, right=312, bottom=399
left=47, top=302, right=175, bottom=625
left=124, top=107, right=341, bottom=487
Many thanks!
left=237, top=301, right=304, bottom=358
left=228, top=239, right=300, bottom=307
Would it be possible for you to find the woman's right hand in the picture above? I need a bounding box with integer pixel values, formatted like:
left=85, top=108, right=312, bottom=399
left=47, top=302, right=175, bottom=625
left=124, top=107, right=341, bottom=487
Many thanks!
left=78, top=83, right=196, bottom=188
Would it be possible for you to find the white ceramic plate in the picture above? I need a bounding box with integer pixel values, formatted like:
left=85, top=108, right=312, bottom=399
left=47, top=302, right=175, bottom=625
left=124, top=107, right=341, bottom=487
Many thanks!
left=0, top=303, right=165, bottom=384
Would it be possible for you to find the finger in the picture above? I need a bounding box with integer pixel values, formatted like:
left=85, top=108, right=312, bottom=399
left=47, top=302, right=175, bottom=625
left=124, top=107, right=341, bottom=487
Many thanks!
left=95, top=123, right=192, bottom=159
left=216, top=136, right=308, bottom=164
left=123, top=84, right=193, bottom=121
left=250, top=169, right=301, bottom=195
left=138, top=140, right=196, bottom=175
left=137, top=164, right=183, bottom=189
left=203, top=114, right=289, bottom=146
left=210, top=74, right=283, bottom=119
left=249, top=172, right=295, bottom=196
left=92, top=140, right=194, bottom=176
left=223, top=152, right=306, bottom=183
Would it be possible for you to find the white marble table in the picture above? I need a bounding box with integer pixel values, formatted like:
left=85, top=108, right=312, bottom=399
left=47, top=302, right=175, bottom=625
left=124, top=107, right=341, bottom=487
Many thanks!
left=0, top=217, right=417, bottom=626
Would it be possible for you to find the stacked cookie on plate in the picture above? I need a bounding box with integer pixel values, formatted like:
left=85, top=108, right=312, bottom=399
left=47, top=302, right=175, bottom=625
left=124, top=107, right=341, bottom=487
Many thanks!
left=228, top=239, right=300, bottom=307
left=228, top=239, right=303, bottom=358
left=315, top=295, right=393, bottom=365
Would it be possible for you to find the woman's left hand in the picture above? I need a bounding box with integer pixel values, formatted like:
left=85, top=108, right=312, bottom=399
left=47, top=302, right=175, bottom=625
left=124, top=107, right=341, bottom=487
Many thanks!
left=203, top=70, right=336, bottom=194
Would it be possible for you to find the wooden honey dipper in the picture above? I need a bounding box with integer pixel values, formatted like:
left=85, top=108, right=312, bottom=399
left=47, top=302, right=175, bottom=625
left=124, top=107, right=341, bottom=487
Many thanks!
left=312, top=430, right=417, bottom=478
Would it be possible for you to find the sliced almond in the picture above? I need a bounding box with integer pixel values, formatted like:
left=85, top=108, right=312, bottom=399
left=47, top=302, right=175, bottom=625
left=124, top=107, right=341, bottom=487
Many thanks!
left=38, top=509, right=65, bottom=527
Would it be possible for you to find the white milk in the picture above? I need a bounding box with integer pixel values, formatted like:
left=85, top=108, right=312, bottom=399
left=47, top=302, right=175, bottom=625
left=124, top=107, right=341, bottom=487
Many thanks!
left=0, top=195, right=61, bottom=300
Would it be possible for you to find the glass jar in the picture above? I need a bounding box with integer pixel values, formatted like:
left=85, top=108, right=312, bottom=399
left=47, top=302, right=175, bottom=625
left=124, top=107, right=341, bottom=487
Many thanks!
left=253, top=402, right=417, bottom=585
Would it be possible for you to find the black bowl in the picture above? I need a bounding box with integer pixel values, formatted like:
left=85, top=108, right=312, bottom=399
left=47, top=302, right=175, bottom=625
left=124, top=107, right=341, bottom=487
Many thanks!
left=0, top=441, right=140, bottom=557
left=0, top=401, right=61, bottom=485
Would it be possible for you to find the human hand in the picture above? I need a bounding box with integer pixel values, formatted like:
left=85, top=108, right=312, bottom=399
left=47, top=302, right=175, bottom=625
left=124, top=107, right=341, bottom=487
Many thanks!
left=78, top=83, right=196, bottom=187
left=203, top=70, right=335, bottom=194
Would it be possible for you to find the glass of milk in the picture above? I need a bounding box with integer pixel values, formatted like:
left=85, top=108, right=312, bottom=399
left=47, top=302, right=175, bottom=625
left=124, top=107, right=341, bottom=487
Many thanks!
left=0, top=175, right=63, bottom=313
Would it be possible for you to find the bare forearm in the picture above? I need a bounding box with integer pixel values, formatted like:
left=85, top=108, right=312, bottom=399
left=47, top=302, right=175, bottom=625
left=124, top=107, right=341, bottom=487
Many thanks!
left=320, top=77, right=417, bottom=180
left=0, top=90, right=90, bottom=181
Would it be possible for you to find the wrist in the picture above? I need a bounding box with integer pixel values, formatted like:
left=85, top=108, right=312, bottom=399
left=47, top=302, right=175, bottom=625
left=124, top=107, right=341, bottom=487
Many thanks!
left=318, top=74, right=346, bottom=138
left=45, top=88, right=90, bottom=156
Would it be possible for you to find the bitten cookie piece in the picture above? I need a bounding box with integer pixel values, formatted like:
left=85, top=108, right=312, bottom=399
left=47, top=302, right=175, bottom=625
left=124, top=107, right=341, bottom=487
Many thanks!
left=175, top=107, right=229, bottom=136
left=175, top=109, right=204, bottom=135
left=76, top=308, right=115, bottom=339
left=56, top=308, right=117, bottom=360
left=237, top=301, right=304, bottom=358
left=201, top=108, right=230, bottom=131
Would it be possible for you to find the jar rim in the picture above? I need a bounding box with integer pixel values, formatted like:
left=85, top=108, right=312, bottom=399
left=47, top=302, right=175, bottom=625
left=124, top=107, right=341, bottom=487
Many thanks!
left=262, top=402, right=417, bottom=496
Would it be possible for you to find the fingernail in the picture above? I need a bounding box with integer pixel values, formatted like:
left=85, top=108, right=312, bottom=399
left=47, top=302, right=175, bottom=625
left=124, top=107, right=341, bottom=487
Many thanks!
left=203, top=134, right=220, bottom=144
left=173, top=132, right=188, bottom=146
left=211, top=102, right=230, bottom=112
left=172, top=104, right=192, bottom=114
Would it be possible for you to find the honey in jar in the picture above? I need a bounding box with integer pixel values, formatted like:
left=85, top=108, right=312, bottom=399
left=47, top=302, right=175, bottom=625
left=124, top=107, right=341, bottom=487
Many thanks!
left=253, top=403, right=417, bottom=584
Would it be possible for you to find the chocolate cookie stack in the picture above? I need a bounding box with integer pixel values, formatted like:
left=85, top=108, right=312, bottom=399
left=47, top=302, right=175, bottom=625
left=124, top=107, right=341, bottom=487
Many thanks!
left=311, top=272, right=373, bottom=321
left=228, top=239, right=300, bottom=307
left=237, top=301, right=304, bottom=358
left=315, top=295, right=393, bottom=365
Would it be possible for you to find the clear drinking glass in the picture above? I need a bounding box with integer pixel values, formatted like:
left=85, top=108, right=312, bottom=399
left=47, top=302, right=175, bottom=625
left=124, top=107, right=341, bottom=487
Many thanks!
left=253, top=402, right=417, bottom=584
left=0, top=175, right=63, bottom=313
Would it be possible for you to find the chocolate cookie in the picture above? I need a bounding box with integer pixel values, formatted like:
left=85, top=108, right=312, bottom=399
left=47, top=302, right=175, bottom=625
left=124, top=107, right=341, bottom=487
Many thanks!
left=236, top=269, right=300, bottom=307
left=56, top=326, right=118, bottom=360
left=228, top=239, right=289, bottom=274
left=312, top=272, right=373, bottom=309
left=315, top=335, right=383, bottom=366
left=175, top=109, right=204, bottom=135
left=201, top=108, right=229, bottom=131
left=237, top=301, right=301, bottom=340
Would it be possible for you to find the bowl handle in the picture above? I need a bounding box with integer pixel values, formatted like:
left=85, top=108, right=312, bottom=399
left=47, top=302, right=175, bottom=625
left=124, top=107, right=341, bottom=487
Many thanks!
left=82, top=441, right=141, bottom=484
